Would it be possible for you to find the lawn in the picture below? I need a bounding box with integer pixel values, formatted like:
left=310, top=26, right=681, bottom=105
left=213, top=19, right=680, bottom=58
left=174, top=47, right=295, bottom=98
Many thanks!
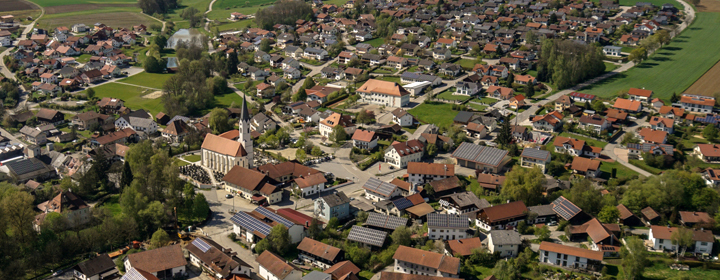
left=376, top=76, right=401, bottom=84
left=599, top=160, right=639, bottom=179
left=617, top=0, right=681, bottom=9
left=211, top=91, right=246, bottom=112
left=478, top=97, right=499, bottom=104
left=629, top=159, right=663, bottom=174
left=457, top=59, right=478, bottom=70
left=558, top=132, right=608, bottom=148
left=174, top=158, right=190, bottom=166
left=362, top=37, right=385, bottom=48
left=582, top=13, right=720, bottom=101
left=604, top=62, right=619, bottom=73
left=75, top=54, right=92, bottom=63
left=436, top=89, right=473, bottom=101
left=467, top=103, right=488, bottom=111
left=32, top=0, right=136, bottom=7
left=100, top=195, right=122, bottom=217
left=183, top=155, right=201, bottom=162
left=165, top=0, right=213, bottom=22
left=371, top=68, right=395, bottom=74
left=408, top=102, right=459, bottom=127
left=91, top=82, right=165, bottom=115
left=119, top=72, right=173, bottom=89
left=206, top=0, right=274, bottom=20
left=213, top=19, right=255, bottom=31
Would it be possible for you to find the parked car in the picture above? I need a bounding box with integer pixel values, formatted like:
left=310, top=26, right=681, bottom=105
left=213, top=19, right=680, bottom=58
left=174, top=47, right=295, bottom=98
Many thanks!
left=225, top=194, right=233, bottom=198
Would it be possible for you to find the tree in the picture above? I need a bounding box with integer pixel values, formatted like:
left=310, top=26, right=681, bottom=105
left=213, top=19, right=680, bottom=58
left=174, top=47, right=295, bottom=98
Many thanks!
left=154, top=35, right=168, bottom=49
left=268, top=224, right=290, bottom=255
left=357, top=110, right=372, bottom=124
left=193, top=193, right=210, bottom=220
left=326, top=217, right=339, bottom=230
left=703, top=125, right=718, bottom=142
left=492, top=259, right=518, bottom=280
left=516, top=220, right=527, bottom=234
left=671, top=92, right=680, bottom=103
left=209, top=108, right=232, bottom=134
left=621, top=132, right=640, bottom=146
left=598, top=205, right=620, bottom=223
left=308, top=217, right=323, bottom=239
left=549, top=13, right=558, bottom=24
left=391, top=226, right=412, bottom=246
left=671, top=227, right=694, bottom=261
left=524, top=84, right=535, bottom=98
left=120, top=160, right=133, bottom=188
left=143, top=55, right=162, bottom=73
left=209, top=76, right=229, bottom=95
left=496, top=115, right=512, bottom=147
left=296, top=149, right=307, bottom=162
left=565, top=179, right=603, bottom=215
left=311, top=146, right=322, bottom=157
left=254, top=0, right=314, bottom=30
left=534, top=225, right=551, bottom=241
left=424, top=184, right=435, bottom=197
left=139, top=0, right=178, bottom=14
left=629, top=47, right=648, bottom=64
left=260, top=39, right=272, bottom=52
left=500, top=166, right=545, bottom=206
left=621, top=237, right=647, bottom=280
left=330, top=125, right=347, bottom=144
left=506, top=72, right=515, bottom=87
left=426, top=143, right=438, bottom=156
left=149, top=228, right=170, bottom=249
left=86, top=88, right=95, bottom=99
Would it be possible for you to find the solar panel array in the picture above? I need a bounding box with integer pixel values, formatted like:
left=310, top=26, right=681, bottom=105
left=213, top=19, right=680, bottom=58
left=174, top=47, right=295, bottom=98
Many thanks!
left=192, top=237, right=212, bottom=253
left=121, top=268, right=148, bottom=280
left=427, top=213, right=468, bottom=228
left=452, top=143, right=508, bottom=167
left=255, top=206, right=295, bottom=228
left=392, top=198, right=414, bottom=210
left=230, top=211, right=272, bottom=236
left=363, top=177, right=397, bottom=196
left=551, top=196, right=581, bottom=220
left=366, top=212, right=408, bottom=230
left=348, top=225, right=387, bottom=247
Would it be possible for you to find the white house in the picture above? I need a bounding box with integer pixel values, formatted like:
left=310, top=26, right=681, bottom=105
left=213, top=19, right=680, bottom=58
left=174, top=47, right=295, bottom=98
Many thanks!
left=351, top=129, right=377, bottom=150
left=679, top=94, right=714, bottom=114
left=427, top=213, right=469, bottom=240
left=72, top=254, right=118, bottom=280
left=293, top=173, right=328, bottom=197
left=357, top=79, right=411, bottom=108
left=392, top=246, right=460, bottom=278
left=602, top=45, right=622, bottom=56
left=553, top=136, right=601, bottom=158
left=487, top=230, right=522, bottom=258
left=648, top=225, right=714, bottom=254
left=384, top=140, right=424, bottom=169
left=124, top=245, right=187, bottom=278
left=187, top=237, right=252, bottom=279
left=578, top=114, right=611, bottom=133
left=230, top=207, right=306, bottom=244
left=391, top=108, right=414, bottom=127
left=539, top=242, right=604, bottom=271
left=258, top=251, right=302, bottom=280
left=407, top=162, right=454, bottom=186
left=363, top=177, right=402, bottom=201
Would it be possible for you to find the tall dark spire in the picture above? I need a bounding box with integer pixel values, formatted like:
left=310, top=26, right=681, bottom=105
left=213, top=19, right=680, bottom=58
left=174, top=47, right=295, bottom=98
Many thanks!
left=240, top=94, right=251, bottom=121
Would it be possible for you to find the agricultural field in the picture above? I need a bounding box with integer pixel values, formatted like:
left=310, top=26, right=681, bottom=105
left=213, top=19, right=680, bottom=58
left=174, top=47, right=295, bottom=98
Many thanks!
left=206, top=0, right=274, bottom=20
left=0, top=0, right=41, bottom=23
left=685, top=60, right=720, bottom=96
left=37, top=10, right=157, bottom=30
left=582, top=13, right=720, bottom=101
left=165, top=0, right=212, bottom=22
left=616, top=0, right=681, bottom=9
left=119, top=72, right=173, bottom=89
left=91, top=82, right=165, bottom=115
left=212, top=18, right=255, bottom=32
left=696, top=0, right=720, bottom=12
left=43, top=3, right=136, bottom=14
left=32, top=0, right=135, bottom=7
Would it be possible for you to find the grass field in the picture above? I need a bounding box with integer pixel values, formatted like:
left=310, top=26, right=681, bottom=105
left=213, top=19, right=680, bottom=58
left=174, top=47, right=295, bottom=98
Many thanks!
left=558, top=132, right=608, bottom=148
left=206, top=0, right=273, bottom=20
left=100, top=195, right=122, bottom=217
left=599, top=160, right=639, bottom=179
left=375, top=76, right=401, bottom=84
left=31, top=0, right=135, bottom=7
left=467, top=103, right=488, bottom=111
left=629, top=159, right=663, bottom=174
left=91, top=82, right=165, bottom=115
left=37, top=9, right=156, bottom=30
left=184, top=155, right=201, bottom=162
left=582, top=13, right=720, bottom=101
left=437, top=89, right=473, bottom=101
left=165, top=0, right=212, bottom=22
left=457, top=59, right=478, bottom=70
left=212, top=18, right=255, bottom=31
left=408, top=102, right=458, bottom=127
left=617, top=0, right=681, bottom=9
left=362, top=37, right=385, bottom=48
left=604, top=62, right=619, bottom=72
left=119, top=72, right=173, bottom=89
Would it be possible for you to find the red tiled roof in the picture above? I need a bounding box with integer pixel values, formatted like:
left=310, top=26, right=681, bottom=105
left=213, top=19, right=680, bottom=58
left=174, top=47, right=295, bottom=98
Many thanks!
left=628, top=88, right=653, bottom=97
left=539, top=242, right=603, bottom=261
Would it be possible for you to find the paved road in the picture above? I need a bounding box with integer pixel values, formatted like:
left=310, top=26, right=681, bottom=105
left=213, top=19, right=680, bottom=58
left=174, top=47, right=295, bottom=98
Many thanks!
left=292, top=58, right=338, bottom=93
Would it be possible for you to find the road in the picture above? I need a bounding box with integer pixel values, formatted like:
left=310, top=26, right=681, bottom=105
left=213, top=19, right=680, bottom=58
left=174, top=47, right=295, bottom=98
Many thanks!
left=292, top=58, right=338, bottom=93
left=0, top=0, right=44, bottom=81
left=204, top=0, right=218, bottom=33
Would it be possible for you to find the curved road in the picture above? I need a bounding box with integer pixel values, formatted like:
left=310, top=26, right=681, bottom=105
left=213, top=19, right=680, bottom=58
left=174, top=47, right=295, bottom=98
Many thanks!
left=0, top=0, right=44, bottom=81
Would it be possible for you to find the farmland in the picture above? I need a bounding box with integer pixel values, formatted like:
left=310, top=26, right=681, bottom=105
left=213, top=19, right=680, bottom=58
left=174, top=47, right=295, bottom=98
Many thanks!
left=31, top=0, right=136, bottom=7
left=206, top=0, right=274, bottom=20
left=581, top=13, right=720, bottom=101
left=0, top=0, right=36, bottom=12
left=685, top=60, right=720, bottom=96
left=616, top=0, right=681, bottom=9
left=37, top=10, right=156, bottom=30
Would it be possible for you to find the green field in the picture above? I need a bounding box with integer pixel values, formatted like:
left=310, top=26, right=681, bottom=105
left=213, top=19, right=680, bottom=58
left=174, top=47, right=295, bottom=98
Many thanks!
left=166, top=0, right=213, bottom=22
left=37, top=8, right=155, bottom=30
left=617, top=0, right=681, bottom=9
left=32, top=0, right=136, bottom=7
left=119, top=72, right=174, bottom=89
left=213, top=19, right=255, bottom=31
left=91, top=82, right=165, bottom=115
left=599, top=160, right=639, bottom=179
left=583, top=13, right=720, bottom=101
left=436, top=89, right=473, bottom=101
left=604, top=62, right=619, bottom=72
left=183, top=155, right=201, bottom=162
left=467, top=103, right=488, bottom=111
left=408, top=102, right=459, bottom=127
left=206, top=0, right=274, bottom=20
left=362, top=37, right=385, bottom=48
left=375, top=76, right=401, bottom=84
left=457, top=59, right=478, bottom=70
left=100, top=195, right=122, bottom=217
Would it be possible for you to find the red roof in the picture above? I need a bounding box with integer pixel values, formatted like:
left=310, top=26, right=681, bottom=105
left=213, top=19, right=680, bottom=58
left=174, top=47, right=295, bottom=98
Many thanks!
left=628, top=88, right=653, bottom=97
left=570, top=92, right=596, bottom=100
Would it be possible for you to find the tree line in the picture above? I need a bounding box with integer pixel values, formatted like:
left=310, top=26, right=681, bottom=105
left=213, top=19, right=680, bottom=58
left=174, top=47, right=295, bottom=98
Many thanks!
left=138, top=0, right=178, bottom=15
left=536, top=39, right=606, bottom=90
left=255, top=0, right=314, bottom=30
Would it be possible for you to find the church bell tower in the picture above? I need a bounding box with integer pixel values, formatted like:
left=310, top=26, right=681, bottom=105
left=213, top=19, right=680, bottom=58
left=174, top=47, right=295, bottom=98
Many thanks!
left=239, top=96, right=254, bottom=167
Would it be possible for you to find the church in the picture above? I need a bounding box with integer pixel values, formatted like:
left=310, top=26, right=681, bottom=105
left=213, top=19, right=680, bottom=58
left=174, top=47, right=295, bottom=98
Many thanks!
left=201, top=97, right=254, bottom=174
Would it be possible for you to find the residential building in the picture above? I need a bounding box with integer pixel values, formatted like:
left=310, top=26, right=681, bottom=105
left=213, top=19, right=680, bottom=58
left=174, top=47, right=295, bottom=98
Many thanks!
left=578, top=114, right=611, bottom=133
left=658, top=106, right=685, bottom=119
left=384, top=140, right=424, bottom=169
left=124, top=245, right=187, bottom=278
left=297, top=238, right=344, bottom=269
left=363, top=177, right=402, bottom=201
left=538, top=242, right=603, bottom=271
left=476, top=201, right=528, bottom=231
left=451, top=142, right=511, bottom=173
left=648, top=226, right=714, bottom=254
left=391, top=108, right=414, bottom=127
left=392, top=245, right=460, bottom=278
left=465, top=122, right=487, bottom=139
left=476, top=173, right=506, bottom=192
left=35, top=108, right=65, bottom=125
left=315, top=192, right=351, bottom=221
left=627, top=88, right=653, bottom=102
left=230, top=206, right=306, bottom=244
left=162, top=120, right=192, bottom=143
left=258, top=251, right=302, bottom=280
left=568, top=218, right=620, bottom=254
left=694, top=144, right=720, bottom=162
left=34, top=190, right=91, bottom=231
left=438, top=191, right=490, bottom=215
left=617, top=204, right=642, bottom=226
left=357, top=79, right=411, bottom=108
left=427, top=213, right=469, bottom=240
left=20, top=126, right=47, bottom=145
left=445, top=237, right=483, bottom=258
left=323, top=261, right=361, bottom=280
left=223, top=166, right=282, bottom=205
left=569, top=92, right=596, bottom=103
left=520, top=148, right=551, bottom=173
left=553, top=136, right=601, bottom=158
left=186, top=237, right=252, bottom=279
left=527, top=204, right=558, bottom=224
left=255, top=161, right=322, bottom=183
left=407, top=162, right=454, bottom=186
left=72, top=111, right=112, bottom=130
left=293, top=173, right=328, bottom=197
left=319, top=112, right=354, bottom=138
left=679, top=94, right=714, bottom=114
left=352, top=129, right=378, bottom=150
left=613, top=98, right=642, bottom=113
left=531, top=111, right=564, bottom=132
left=679, top=211, right=715, bottom=228
left=487, top=230, right=522, bottom=258
left=649, top=116, right=674, bottom=133
left=638, top=128, right=668, bottom=144
left=703, top=168, right=720, bottom=186
left=570, top=157, right=602, bottom=178
left=72, top=254, right=118, bottom=280
left=627, top=143, right=674, bottom=159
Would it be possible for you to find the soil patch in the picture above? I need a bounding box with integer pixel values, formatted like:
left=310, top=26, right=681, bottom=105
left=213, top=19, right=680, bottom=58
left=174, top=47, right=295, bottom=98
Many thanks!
left=0, top=0, right=35, bottom=12
left=37, top=11, right=154, bottom=30
left=696, top=0, right=720, bottom=12
left=44, top=3, right=137, bottom=14
left=686, top=60, right=720, bottom=96
left=142, top=90, right=164, bottom=99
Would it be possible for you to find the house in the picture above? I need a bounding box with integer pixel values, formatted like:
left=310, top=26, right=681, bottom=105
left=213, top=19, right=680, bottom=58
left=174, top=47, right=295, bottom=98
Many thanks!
left=427, top=213, right=469, bottom=240
left=294, top=173, right=328, bottom=197
left=384, top=140, right=424, bottom=169
left=40, top=73, right=57, bottom=84
left=307, top=85, right=340, bottom=104
left=570, top=157, right=602, bottom=178
left=528, top=204, right=558, bottom=225
left=465, top=122, right=487, bottom=139
left=124, top=245, right=187, bottom=278
left=387, top=56, right=408, bottom=69
left=439, top=63, right=462, bottom=77
left=638, top=128, right=668, bottom=144
left=35, top=108, right=64, bottom=125
left=256, top=83, right=275, bottom=98
left=162, top=120, right=192, bottom=143
left=694, top=144, right=720, bottom=162
left=97, top=97, right=125, bottom=114
left=445, top=237, right=483, bottom=258
left=407, top=162, right=454, bottom=186
left=509, top=94, right=526, bottom=109
left=679, top=211, right=715, bottom=228
left=569, top=92, right=596, bottom=103
left=679, top=94, right=714, bottom=114
left=0, top=31, right=12, bottom=47
left=344, top=67, right=364, bottom=81
left=432, top=48, right=452, bottom=60
left=304, top=48, right=329, bottom=60
left=392, top=245, right=460, bottom=277
left=438, top=191, right=490, bottom=215
left=553, top=136, right=601, bottom=158
left=348, top=225, right=388, bottom=249
left=531, top=111, right=564, bottom=132
left=476, top=173, right=506, bottom=192
left=487, top=230, right=522, bottom=258
left=315, top=192, right=351, bottom=221
left=319, top=112, right=354, bottom=139
left=604, top=108, right=629, bottom=124
left=512, top=125, right=531, bottom=141
left=617, top=204, right=642, bottom=226
left=642, top=207, right=661, bottom=225
left=258, top=251, right=302, bottom=280
left=363, top=177, right=402, bottom=201
left=357, top=79, right=411, bottom=108
left=230, top=206, right=306, bottom=244
left=352, top=129, right=377, bottom=151
left=454, top=81, right=481, bottom=96
left=34, top=190, right=90, bottom=231
left=578, top=114, right=611, bottom=133
left=186, top=237, right=252, bottom=279
left=538, top=242, right=603, bottom=271
left=613, top=98, right=642, bottom=113
left=568, top=218, right=620, bottom=254
left=628, top=88, right=653, bottom=102
left=20, top=126, right=47, bottom=145
left=81, top=69, right=104, bottom=84
left=451, top=142, right=511, bottom=173
left=72, top=254, right=118, bottom=280
left=297, top=238, right=344, bottom=269
left=338, top=51, right=357, bottom=64
left=703, top=168, right=720, bottom=186
left=658, top=106, right=685, bottom=119
left=648, top=226, right=714, bottom=254
left=476, top=201, right=528, bottom=231
left=391, top=108, right=414, bottom=127
left=602, top=45, right=622, bottom=56
left=115, top=114, right=158, bottom=134
left=649, top=116, right=674, bottom=133
left=520, top=148, right=551, bottom=173
left=323, top=261, right=361, bottom=280
left=255, top=161, right=322, bottom=183
left=223, top=166, right=282, bottom=205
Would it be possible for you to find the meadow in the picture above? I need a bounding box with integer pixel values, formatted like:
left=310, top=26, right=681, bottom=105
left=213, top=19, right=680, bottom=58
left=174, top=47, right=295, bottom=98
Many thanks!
left=90, top=82, right=165, bottom=115
left=36, top=9, right=156, bottom=30
left=206, top=0, right=275, bottom=20
left=31, top=0, right=135, bottom=7
left=119, top=72, right=173, bottom=89
left=582, top=13, right=720, bottom=101
left=408, top=101, right=459, bottom=127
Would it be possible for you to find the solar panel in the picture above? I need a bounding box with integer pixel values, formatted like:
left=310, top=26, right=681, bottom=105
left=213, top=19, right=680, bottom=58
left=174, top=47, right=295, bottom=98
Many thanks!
left=365, top=212, right=408, bottom=230
left=192, top=238, right=212, bottom=253
left=551, top=196, right=581, bottom=220
left=121, top=268, right=147, bottom=280
left=392, top=198, right=414, bottom=210
left=348, top=226, right=387, bottom=247
left=427, top=213, right=468, bottom=228
left=255, top=206, right=295, bottom=228
left=230, top=211, right=272, bottom=236
left=363, top=178, right=398, bottom=197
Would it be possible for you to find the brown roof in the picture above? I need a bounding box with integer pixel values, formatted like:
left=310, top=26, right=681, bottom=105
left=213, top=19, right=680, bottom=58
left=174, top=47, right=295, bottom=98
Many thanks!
left=351, top=129, right=375, bottom=142
left=579, top=114, right=607, bottom=126
left=604, top=108, right=628, bottom=121
left=466, top=122, right=486, bottom=133
left=93, top=128, right=136, bottom=145
left=658, top=106, right=684, bottom=117
left=476, top=174, right=505, bottom=189
left=613, top=98, right=641, bottom=111
left=36, top=108, right=62, bottom=120
left=320, top=112, right=353, bottom=129
left=164, top=120, right=191, bottom=136
left=295, top=173, right=327, bottom=188
left=126, top=245, right=187, bottom=273
left=680, top=95, right=715, bottom=106
left=223, top=166, right=269, bottom=192
left=324, top=261, right=361, bottom=279
left=390, top=178, right=411, bottom=192
left=679, top=211, right=714, bottom=225
left=297, top=237, right=342, bottom=261
left=357, top=79, right=410, bottom=97
left=257, top=251, right=299, bottom=280
left=554, top=136, right=585, bottom=150
left=638, top=128, right=667, bottom=144
left=539, top=242, right=603, bottom=261
left=641, top=207, right=660, bottom=220
left=391, top=108, right=408, bottom=118
left=185, top=237, right=248, bottom=278
left=581, top=218, right=614, bottom=244
left=617, top=204, right=635, bottom=220
left=649, top=116, right=673, bottom=128
left=628, top=88, right=653, bottom=97
left=201, top=133, right=247, bottom=156
left=446, top=237, right=483, bottom=256
left=378, top=272, right=461, bottom=280
left=406, top=193, right=425, bottom=205
left=392, top=246, right=460, bottom=274
left=695, top=144, right=720, bottom=157
left=570, top=157, right=601, bottom=172
left=428, top=176, right=462, bottom=192
left=405, top=203, right=435, bottom=217
left=407, top=162, right=454, bottom=176
left=481, top=201, right=527, bottom=223
left=650, top=225, right=714, bottom=242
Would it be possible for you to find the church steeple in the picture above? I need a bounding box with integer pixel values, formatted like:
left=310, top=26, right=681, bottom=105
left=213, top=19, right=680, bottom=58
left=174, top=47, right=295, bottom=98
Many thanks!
left=240, top=94, right=251, bottom=122
left=238, top=95, right=253, bottom=167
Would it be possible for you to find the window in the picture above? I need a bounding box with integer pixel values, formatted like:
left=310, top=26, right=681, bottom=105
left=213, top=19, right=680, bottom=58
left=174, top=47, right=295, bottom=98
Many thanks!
left=544, top=251, right=548, bottom=256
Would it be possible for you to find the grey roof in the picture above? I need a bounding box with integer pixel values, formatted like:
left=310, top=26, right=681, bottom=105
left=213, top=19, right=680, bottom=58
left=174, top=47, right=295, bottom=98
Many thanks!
left=362, top=177, right=397, bottom=197
left=440, top=191, right=490, bottom=209
left=489, top=230, right=522, bottom=245
left=74, top=254, right=115, bottom=277
left=451, top=142, right=509, bottom=167
left=305, top=47, right=326, bottom=54
left=303, top=271, right=331, bottom=280
left=128, top=116, right=155, bottom=128
left=6, top=158, right=52, bottom=175
left=427, top=213, right=468, bottom=228
left=320, top=192, right=350, bottom=207
left=285, top=46, right=301, bottom=53
left=453, top=111, right=475, bottom=123
left=365, top=212, right=408, bottom=230
left=355, top=43, right=372, bottom=50
left=528, top=204, right=556, bottom=217
left=347, top=226, right=387, bottom=247
left=400, top=72, right=440, bottom=82
left=20, top=126, right=42, bottom=137
left=520, top=148, right=550, bottom=161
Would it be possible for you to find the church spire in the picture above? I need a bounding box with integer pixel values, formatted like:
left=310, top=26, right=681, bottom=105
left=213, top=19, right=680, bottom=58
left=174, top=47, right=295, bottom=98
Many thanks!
left=240, top=94, right=251, bottom=122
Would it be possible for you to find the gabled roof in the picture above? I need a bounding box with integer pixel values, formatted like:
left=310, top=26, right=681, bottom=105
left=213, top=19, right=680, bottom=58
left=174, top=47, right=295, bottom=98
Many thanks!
left=201, top=133, right=247, bottom=157
left=357, top=79, right=410, bottom=97
left=628, top=87, right=653, bottom=97
left=451, top=142, right=509, bottom=167
left=257, top=251, right=299, bottom=280
left=679, top=211, right=714, bottom=225
left=551, top=196, right=582, bottom=220
left=539, top=242, right=603, bottom=261
left=570, top=157, right=601, bottom=172
left=324, top=261, right=361, bottom=280
left=650, top=225, right=714, bottom=242
left=297, top=237, right=342, bottom=261
left=613, top=98, right=642, bottom=111
left=447, top=237, right=483, bottom=256
left=480, top=201, right=527, bottom=222
left=407, top=162, right=454, bottom=176
left=126, top=245, right=187, bottom=273
left=392, top=246, right=460, bottom=274
left=74, top=254, right=116, bottom=277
